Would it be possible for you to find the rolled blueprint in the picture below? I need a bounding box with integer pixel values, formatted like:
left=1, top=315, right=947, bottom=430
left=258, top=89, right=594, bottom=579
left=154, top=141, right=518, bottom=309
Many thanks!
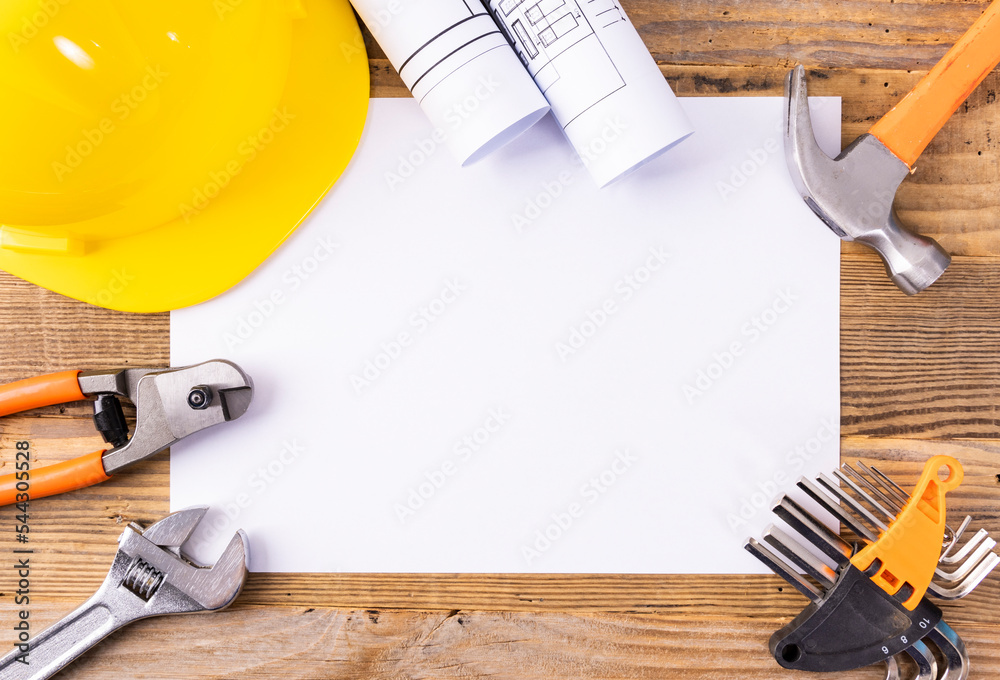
left=352, top=0, right=551, bottom=165
left=484, top=0, right=694, bottom=186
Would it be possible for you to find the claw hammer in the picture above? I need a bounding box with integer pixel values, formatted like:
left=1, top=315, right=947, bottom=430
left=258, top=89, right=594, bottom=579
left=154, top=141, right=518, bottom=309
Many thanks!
left=786, top=2, right=1000, bottom=294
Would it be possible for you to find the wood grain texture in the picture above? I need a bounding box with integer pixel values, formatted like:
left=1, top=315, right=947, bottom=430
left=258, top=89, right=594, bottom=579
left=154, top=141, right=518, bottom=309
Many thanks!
left=841, top=256, right=1000, bottom=438
left=0, top=274, right=169, bottom=382
left=2, top=3, right=1000, bottom=677
left=365, top=0, right=1000, bottom=72
left=8, top=604, right=1000, bottom=680
left=0, top=604, right=905, bottom=679
left=626, top=0, right=997, bottom=70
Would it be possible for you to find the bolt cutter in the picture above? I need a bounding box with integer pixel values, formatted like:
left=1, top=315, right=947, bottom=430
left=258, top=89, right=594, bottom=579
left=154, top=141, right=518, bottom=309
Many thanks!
left=0, top=360, right=253, bottom=505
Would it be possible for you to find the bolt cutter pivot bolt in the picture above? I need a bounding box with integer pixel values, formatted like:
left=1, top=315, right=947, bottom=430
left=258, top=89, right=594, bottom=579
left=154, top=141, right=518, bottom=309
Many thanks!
left=187, top=385, right=213, bottom=410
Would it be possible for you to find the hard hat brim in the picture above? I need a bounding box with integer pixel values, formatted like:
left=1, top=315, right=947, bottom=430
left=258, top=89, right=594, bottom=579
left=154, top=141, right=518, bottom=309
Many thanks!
left=0, top=0, right=370, bottom=313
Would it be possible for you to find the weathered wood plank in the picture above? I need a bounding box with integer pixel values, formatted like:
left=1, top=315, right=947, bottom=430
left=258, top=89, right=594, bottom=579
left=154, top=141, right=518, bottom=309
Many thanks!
left=5, top=604, right=996, bottom=680
left=0, top=274, right=169, bottom=382
left=362, top=0, right=998, bottom=72
left=626, top=0, right=996, bottom=71
left=841, top=256, right=1000, bottom=438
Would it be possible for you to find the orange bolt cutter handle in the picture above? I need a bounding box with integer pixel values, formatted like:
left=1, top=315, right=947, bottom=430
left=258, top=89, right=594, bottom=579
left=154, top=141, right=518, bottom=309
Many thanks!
left=0, top=450, right=110, bottom=506
left=0, top=371, right=108, bottom=505
left=850, top=455, right=964, bottom=610
left=0, top=370, right=85, bottom=417
left=870, top=0, right=1000, bottom=169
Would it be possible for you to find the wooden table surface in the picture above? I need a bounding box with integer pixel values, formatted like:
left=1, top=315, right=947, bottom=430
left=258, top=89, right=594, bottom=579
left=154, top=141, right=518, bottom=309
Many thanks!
left=2, top=1, right=1000, bottom=678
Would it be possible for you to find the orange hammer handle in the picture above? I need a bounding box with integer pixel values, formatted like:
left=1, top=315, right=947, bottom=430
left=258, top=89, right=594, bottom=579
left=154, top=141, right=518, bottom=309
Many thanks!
left=0, top=450, right=110, bottom=506
left=0, top=371, right=84, bottom=416
left=870, top=0, right=1000, bottom=168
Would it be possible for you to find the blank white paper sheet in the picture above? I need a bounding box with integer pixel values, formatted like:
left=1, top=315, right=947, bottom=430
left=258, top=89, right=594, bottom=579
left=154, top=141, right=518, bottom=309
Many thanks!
left=171, top=97, right=842, bottom=574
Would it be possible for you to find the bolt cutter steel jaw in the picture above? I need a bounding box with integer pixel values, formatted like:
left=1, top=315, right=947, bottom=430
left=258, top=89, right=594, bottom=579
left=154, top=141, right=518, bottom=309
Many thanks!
left=0, top=359, right=253, bottom=504
left=93, top=361, right=254, bottom=474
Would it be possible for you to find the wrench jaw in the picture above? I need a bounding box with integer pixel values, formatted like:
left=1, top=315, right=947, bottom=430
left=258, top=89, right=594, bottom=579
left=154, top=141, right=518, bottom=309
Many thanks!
left=119, top=507, right=250, bottom=616
left=186, top=529, right=251, bottom=612
left=140, top=505, right=209, bottom=551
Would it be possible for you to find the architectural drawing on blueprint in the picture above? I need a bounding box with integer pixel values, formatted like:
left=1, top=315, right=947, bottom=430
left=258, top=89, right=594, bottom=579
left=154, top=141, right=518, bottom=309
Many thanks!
left=487, top=0, right=629, bottom=127
left=351, top=0, right=549, bottom=164
left=352, top=0, right=690, bottom=182
left=394, top=1, right=509, bottom=103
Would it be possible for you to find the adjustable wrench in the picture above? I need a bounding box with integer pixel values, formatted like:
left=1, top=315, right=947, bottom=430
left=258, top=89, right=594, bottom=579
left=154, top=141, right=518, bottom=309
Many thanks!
left=0, top=507, right=248, bottom=680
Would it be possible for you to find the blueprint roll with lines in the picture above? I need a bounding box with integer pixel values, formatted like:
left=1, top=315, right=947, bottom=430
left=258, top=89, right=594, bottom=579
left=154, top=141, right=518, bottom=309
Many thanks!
left=352, top=0, right=551, bottom=165
left=485, top=0, right=694, bottom=186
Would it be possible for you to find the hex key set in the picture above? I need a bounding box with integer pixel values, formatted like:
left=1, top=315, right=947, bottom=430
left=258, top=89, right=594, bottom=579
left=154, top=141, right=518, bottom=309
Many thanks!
left=746, top=456, right=998, bottom=679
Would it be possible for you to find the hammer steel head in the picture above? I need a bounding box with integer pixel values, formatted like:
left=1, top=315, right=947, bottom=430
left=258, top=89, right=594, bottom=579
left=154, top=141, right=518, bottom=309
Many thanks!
left=784, top=65, right=951, bottom=295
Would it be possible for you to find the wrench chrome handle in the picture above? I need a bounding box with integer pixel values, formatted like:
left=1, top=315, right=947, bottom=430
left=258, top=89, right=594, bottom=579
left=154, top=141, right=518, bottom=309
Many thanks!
left=0, top=587, right=130, bottom=680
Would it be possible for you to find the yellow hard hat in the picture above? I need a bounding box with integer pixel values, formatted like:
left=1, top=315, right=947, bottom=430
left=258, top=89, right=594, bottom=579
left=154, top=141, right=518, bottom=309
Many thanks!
left=0, top=0, right=369, bottom=312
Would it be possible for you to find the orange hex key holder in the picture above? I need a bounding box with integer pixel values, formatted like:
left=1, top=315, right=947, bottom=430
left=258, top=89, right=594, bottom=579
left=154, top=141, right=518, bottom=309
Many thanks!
left=850, top=456, right=964, bottom=610
left=0, top=360, right=253, bottom=505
